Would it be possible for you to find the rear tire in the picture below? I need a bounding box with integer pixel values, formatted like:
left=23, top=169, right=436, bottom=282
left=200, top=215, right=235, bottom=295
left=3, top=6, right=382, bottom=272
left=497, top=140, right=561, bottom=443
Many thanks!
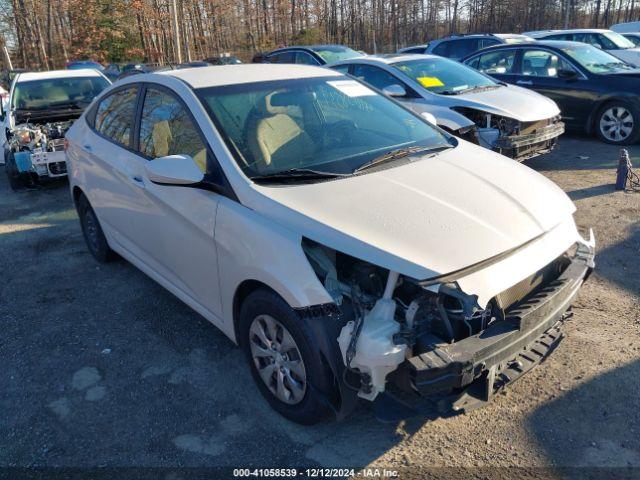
left=5, top=152, right=31, bottom=191
left=77, top=194, right=116, bottom=263
left=595, top=100, right=640, bottom=145
left=239, top=289, right=332, bottom=424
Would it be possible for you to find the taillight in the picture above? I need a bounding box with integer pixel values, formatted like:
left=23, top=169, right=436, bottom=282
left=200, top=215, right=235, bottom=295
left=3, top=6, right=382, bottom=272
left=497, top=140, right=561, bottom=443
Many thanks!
left=64, top=138, right=69, bottom=151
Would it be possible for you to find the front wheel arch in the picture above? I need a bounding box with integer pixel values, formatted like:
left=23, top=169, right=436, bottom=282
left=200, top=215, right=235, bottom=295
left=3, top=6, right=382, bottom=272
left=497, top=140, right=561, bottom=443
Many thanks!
left=232, top=279, right=280, bottom=346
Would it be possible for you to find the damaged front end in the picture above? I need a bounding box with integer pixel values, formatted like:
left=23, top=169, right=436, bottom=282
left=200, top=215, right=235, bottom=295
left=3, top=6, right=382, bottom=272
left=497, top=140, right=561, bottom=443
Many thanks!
left=302, top=231, right=595, bottom=420
left=8, top=120, right=73, bottom=180
left=452, top=107, right=565, bottom=161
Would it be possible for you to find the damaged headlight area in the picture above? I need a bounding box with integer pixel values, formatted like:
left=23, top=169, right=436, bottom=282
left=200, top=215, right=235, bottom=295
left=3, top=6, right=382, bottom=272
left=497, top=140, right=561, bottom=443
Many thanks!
left=303, top=238, right=502, bottom=401
left=302, top=237, right=594, bottom=411
left=451, top=107, right=564, bottom=161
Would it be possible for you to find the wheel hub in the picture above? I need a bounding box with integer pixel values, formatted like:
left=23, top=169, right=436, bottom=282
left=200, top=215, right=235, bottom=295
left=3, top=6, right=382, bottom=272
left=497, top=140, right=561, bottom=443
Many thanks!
left=249, top=314, right=307, bottom=405
left=600, top=106, right=634, bottom=142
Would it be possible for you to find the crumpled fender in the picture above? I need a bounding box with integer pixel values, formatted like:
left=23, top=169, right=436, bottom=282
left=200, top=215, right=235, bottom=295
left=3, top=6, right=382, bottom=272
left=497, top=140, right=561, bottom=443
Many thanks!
left=399, top=99, right=476, bottom=131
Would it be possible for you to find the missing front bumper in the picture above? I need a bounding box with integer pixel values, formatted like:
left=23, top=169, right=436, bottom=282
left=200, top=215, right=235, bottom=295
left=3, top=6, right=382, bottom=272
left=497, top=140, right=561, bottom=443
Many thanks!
left=375, top=248, right=593, bottom=419
left=495, top=122, right=565, bottom=161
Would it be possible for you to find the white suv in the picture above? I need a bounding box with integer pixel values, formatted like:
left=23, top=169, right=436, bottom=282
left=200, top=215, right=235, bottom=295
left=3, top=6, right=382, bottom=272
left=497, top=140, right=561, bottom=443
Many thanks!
left=524, top=29, right=640, bottom=66
left=66, top=64, right=595, bottom=424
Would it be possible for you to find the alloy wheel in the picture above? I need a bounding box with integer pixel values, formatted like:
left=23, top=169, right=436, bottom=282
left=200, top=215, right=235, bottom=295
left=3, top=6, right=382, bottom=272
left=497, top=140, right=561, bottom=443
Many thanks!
left=600, top=106, right=634, bottom=142
left=248, top=314, right=307, bottom=405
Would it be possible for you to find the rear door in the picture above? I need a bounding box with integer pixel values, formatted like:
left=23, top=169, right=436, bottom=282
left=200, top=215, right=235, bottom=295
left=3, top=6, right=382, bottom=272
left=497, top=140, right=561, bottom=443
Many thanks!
left=79, top=85, right=142, bottom=249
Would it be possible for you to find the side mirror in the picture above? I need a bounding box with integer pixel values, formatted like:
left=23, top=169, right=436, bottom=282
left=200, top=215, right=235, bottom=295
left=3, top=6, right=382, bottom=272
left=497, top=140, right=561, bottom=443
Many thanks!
left=557, top=68, right=578, bottom=80
left=420, top=111, right=437, bottom=125
left=382, top=84, right=407, bottom=98
left=145, top=154, right=204, bottom=186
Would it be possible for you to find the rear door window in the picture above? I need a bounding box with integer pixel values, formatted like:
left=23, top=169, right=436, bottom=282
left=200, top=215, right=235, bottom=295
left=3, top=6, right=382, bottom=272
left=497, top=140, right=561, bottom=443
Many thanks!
left=268, top=52, right=295, bottom=64
left=479, top=38, right=501, bottom=49
left=547, top=33, right=573, bottom=41
left=431, top=42, right=450, bottom=57
left=573, top=33, right=603, bottom=48
left=94, top=86, right=138, bottom=147
left=295, top=51, right=321, bottom=65
left=352, top=64, right=402, bottom=91
left=447, top=39, right=479, bottom=59
left=473, top=49, right=517, bottom=74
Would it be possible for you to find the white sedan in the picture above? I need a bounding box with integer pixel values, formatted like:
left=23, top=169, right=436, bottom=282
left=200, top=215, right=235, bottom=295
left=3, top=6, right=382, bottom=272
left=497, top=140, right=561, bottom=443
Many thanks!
left=330, top=54, right=565, bottom=161
left=66, top=64, right=595, bottom=424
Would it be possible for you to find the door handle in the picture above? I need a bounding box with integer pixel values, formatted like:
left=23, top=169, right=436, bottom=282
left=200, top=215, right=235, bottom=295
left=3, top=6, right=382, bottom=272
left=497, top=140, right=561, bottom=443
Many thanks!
left=516, top=80, right=533, bottom=86
left=82, top=144, right=93, bottom=152
left=131, top=175, right=145, bottom=188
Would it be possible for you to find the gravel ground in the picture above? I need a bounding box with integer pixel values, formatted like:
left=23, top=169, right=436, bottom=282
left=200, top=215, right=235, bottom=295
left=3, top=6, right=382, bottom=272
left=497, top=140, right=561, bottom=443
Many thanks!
left=0, top=135, right=639, bottom=478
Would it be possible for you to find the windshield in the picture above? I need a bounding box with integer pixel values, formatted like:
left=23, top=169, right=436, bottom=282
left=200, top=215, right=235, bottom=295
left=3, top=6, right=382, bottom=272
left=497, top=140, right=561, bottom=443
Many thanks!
left=603, top=31, right=635, bottom=49
left=560, top=44, right=635, bottom=73
left=12, top=76, right=110, bottom=110
left=310, top=46, right=363, bottom=63
left=393, top=57, right=497, bottom=94
left=197, top=76, right=451, bottom=180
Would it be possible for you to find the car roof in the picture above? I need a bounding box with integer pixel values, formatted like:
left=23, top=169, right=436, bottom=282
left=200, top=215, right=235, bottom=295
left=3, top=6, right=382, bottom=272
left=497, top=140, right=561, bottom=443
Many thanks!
left=270, top=44, right=351, bottom=53
left=16, top=69, right=104, bottom=82
left=466, top=39, right=584, bottom=55
left=493, top=33, right=531, bottom=39
left=337, top=53, right=440, bottom=65
left=159, top=63, right=342, bottom=89
left=526, top=28, right=612, bottom=36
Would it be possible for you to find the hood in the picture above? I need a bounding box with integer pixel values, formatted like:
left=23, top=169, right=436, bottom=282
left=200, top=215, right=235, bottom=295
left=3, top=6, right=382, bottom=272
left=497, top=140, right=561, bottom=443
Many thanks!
left=244, top=141, right=576, bottom=281
left=611, top=48, right=640, bottom=66
left=448, top=84, right=561, bottom=122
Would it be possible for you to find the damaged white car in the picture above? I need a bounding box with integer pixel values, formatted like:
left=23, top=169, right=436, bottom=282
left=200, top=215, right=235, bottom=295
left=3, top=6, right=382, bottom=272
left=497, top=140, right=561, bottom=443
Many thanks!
left=330, top=54, right=565, bottom=161
left=66, top=65, right=594, bottom=424
left=2, top=69, right=110, bottom=190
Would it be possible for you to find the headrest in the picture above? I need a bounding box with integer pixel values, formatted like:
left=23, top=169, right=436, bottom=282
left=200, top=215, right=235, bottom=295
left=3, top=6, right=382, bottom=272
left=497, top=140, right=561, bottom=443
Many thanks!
left=255, top=90, right=316, bottom=116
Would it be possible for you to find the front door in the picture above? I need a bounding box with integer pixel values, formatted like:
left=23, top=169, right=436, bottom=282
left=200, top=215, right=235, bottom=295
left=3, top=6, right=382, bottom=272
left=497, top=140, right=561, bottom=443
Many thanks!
left=513, top=49, right=597, bottom=129
left=124, top=85, right=224, bottom=318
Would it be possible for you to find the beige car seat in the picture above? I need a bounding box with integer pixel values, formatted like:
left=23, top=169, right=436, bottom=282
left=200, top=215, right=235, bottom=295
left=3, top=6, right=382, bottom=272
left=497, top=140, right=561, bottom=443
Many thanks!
left=245, top=92, right=314, bottom=173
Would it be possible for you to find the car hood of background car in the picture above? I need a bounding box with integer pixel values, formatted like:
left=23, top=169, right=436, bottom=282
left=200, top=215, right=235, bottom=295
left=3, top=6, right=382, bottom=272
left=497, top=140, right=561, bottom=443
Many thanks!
left=443, top=84, right=561, bottom=122
left=611, top=48, right=640, bottom=66
left=245, top=141, right=576, bottom=282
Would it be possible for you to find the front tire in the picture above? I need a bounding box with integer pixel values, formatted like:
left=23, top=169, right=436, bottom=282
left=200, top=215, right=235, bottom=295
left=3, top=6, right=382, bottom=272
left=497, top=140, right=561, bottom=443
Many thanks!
left=77, top=194, right=116, bottom=263
left=239, top=289, right=332, bottom=424
left=595, top=101, right=640, bottom=145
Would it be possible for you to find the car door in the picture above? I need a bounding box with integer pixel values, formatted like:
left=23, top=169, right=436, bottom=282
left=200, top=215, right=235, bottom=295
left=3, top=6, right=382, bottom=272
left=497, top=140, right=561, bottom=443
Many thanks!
left=80, top=85, right=143, bottom=250
left=514, top=48, right=596, bottom=128
left=123, top=84, right=224, bottom=318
